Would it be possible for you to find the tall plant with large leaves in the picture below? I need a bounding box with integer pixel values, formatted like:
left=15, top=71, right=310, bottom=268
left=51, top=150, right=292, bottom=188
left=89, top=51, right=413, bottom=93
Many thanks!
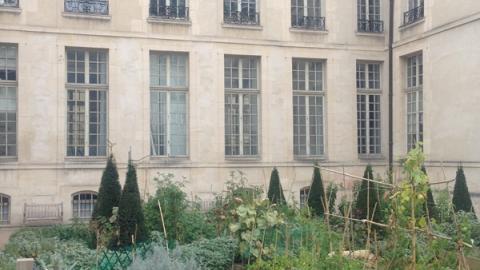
left=267, top=168, right=285, bottom=205
left=118, top=162, right=147, bottom=246
left=307, top=164, right=326, bottom=216
left=452, top=166, right=475, bottom=216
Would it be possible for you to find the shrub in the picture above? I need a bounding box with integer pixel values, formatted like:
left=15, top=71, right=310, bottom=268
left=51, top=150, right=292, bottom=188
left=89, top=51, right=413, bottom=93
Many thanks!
left=144, top=174, right=215, bottom=245
left=452, top=166, right=475, bottom=216
left=354, top=165, right=379, bottom=221
left=93, top=154, right=122, bottom=228
left=181, top=237, right=238, bottom=270
left=326, top=182, right=338, bottom=214
left=119, top=163, right=148, bottom=246
left=267, top=167, right=285, bottom=205
left=128, top=245, right=201, bottom=270
left=307, top=164, right=326, bottom=216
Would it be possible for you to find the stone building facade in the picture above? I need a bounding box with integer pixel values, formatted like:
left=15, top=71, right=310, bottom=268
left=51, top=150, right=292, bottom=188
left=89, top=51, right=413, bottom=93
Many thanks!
left=0, top=0, right=478, bottom=226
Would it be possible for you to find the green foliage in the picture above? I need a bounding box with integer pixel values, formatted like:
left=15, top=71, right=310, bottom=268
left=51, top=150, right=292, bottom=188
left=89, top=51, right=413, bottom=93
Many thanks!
left=452, top=166, right=475, bottom=216
left=326, top=182, right=338, bottom=214
left=267, top=167, right=285, bottom=205
left=119, top=163, right=148, bottom=246
left=307, top=164, right=325, bottom=216
left=354, top=165, right=379, bottom=221
left=421, top=166, right=438, bottom=220
left=229, top=199, right=284, bottom=259
left=144, top=174, right=215, bottom=245
left=128, top=245, right=201, bottom=270
left=181, top=237, right=238, bottom=270
left=3, top=226, right=96, bottom=270
left=93, top=154, right=122, bottom=222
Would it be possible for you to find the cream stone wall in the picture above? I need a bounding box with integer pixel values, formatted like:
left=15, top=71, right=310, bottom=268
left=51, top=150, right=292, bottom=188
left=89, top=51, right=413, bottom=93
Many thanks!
left=0, top=1, right=478, bottom=227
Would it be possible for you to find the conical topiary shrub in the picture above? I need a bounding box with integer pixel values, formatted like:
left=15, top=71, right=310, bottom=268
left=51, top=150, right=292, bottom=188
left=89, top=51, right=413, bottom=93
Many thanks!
left=267, top=167, right=286, bottom=205
left=307, top=163, right=326, bottom=216
left=93, top=154, right=122, bottom=221
left=118, top=162, right=148, bottom=246
left=452, top=166, right=475, bottom=216
left=354, top=165, right=379, bottom=221
left=421, top=166, right=437, bottom=220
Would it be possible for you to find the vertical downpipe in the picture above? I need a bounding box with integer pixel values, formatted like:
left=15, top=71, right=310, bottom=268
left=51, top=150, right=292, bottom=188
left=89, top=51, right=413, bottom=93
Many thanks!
left=388, top=0, right=395, bottom=178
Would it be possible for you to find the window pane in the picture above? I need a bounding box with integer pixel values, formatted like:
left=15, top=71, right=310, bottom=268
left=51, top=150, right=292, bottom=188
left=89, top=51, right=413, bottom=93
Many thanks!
left=67, top=90, right=86, bottom=156
left=88, top=90, right=107, bottom=156
left=242, top=94, right=258, bottom=155
left=225, top=94, right=240, bottom=155
left=169, top=92, right=187, bottom=156
left=293, top=95, right=307, bottom=155
left=150, top=91, right=167, bottom=156
left=0, top=45, right=17, bottom=82
left=308, top=96, right=324, bottom=155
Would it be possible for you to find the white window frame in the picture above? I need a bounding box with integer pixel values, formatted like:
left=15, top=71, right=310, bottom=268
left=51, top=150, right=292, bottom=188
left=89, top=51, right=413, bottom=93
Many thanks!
left=224, top=55, right=260, bottom=158
left=0, top=43, right=17, bottom=159
left=150, top=52, right=189, bottom=158
left=299, top=186, right=310, bottom=208
left=356, top=62, right=382, bottom=157
left=357, top=0, right=380, bottom=21
left=405, top=53, right=423, bottom=151
left=0, top=193, right=10, bottom=225
left=408, top=0, right=423, bottom=10
left=65, top=48, right=108, bottom=158
left=292, top=58, right=325, bottom=158
left=224, top=0, right=258, bottom=15
left=72, top=191, right=97, bottom=220
left=292, top=0, right=321, bottom=18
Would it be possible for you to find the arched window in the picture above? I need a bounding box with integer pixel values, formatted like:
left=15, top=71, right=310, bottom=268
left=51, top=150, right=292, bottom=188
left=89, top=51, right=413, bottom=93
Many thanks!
left=72, top=191, right=97, bottom=219
left=300, top=187, right=310, bottom=208
left=0, top=194, right=10, bottom=224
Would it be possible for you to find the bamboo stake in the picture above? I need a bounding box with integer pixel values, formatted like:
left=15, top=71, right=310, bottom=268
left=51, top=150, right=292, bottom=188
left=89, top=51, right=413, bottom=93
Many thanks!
left=157, top=200, right=168, bottom=251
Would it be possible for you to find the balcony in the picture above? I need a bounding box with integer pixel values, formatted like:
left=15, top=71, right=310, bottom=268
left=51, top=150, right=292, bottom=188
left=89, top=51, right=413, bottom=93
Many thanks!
left=64, top=0, right=109, bottom=16
left=292, top=16, right=326, bottom=31
left=149, top=5, right=189, bottom=21
left=224, top=11, right=260, bottom=25
left=403, top=5, right=424, bottom=25
left=357, top=19, right=384, bottom=33
left=0, top=0, right=18, bottom=8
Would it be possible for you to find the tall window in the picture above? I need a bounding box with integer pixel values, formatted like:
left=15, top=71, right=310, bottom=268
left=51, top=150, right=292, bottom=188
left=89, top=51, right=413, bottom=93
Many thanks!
left=72, top=191, right=97, bottom=219
left=66, top=48, right=108, bottom=157
left=299, top=187, right=310, bottom=208
left=0, top=44, right=17, bottom=158
left=0, top=0, right=18, bottom=8
left=357, top=62, right=381, bottom=155
left=292, top=59, right=325, bottom=157
left=0, top=194, right=10, bottom=224
left=357, top=0, right=383, bottom=33
left=406, top=54, right=423, bottom=151
left=291, top=0, right=325, bottom=30
left=224, top=0, right=259, bottom=25
left=224, top=56, right=260, bottom=157
left=64, top=0, right=109, bottom=15
left=149, top=0, right=189, bottom=20
left=404, top=0, right=424, bottom=25
left=150, top=52, right=188, bottom=157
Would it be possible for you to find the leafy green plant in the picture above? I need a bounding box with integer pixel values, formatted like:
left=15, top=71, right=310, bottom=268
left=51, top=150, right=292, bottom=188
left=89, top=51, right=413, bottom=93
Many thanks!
left=229, top=199, right=284, bottom=259
left=181, top=237, right=238, bottom=270
left=326, top=182, right=338, bottom=214
left=128, top=245, right=201, bottom=270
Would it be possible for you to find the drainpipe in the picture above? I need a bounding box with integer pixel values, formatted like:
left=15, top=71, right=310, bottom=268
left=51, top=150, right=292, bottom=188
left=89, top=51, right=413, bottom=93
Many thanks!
left=388, top=0, right=394, bottom=177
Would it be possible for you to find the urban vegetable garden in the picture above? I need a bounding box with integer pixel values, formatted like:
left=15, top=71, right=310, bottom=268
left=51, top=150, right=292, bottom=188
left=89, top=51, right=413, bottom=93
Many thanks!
left=1, top=146, right=479, bottom=269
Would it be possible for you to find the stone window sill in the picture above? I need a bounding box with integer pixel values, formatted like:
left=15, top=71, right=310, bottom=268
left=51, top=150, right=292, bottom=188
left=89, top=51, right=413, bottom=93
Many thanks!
left=290, top=27, right=328, bottom=34
left=0, top=6, right=21, bottom=14
left=294, top=156, right=327, bottom=162
left=359, top=154, right=385, bottom=161
left=64, top=157, right=107, bottom=163
left=225, top=156, right=261, bottom=162
left=147, top=17, right=191, bottom=25
left=355, top=31, right=384, bottom=37
left=62, top=12, right=111, bottom=21
left=400, top=18, right=425, bottom=31
left=222, top=23, right=263, bottom=31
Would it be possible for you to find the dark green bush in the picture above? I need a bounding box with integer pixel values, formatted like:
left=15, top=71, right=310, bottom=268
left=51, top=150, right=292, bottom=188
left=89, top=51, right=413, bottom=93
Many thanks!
left=267, top=167, right=285, bottom=205
left=452, top=166, right=475, bottom=216
left=181, top=237, right=238, bottom=270
left=308, top=164, right=326, bottom=216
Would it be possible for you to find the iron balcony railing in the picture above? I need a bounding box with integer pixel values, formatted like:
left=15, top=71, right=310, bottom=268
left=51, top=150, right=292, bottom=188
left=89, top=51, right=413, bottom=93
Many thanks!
left=292, top=16, right=326, bottom=31
left=224, top=11, right=260, bottom=25
left=64, top=0, right=109, bottom=15
left=357, top=19, right=384, bottom=33
left=150, top=5, right=189, bottom=20
left=403, top=4, right=424, bottom=25
left=0, top=0, right=18, bottom=8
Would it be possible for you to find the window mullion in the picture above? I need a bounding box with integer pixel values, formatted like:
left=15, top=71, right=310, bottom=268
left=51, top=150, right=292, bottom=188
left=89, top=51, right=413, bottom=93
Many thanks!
left=85, top=51, right=90, bottom=84
left=239, top=94, right=244, bottom=156
left=84, top=91, right=90, bottom=156
left=366, top=94, right=371, bottom=154
left=305, top=61, right=309, bottom=91
left=166, top=91, right=171, bottom=157
left=305, top=96, right=311, bottom=156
